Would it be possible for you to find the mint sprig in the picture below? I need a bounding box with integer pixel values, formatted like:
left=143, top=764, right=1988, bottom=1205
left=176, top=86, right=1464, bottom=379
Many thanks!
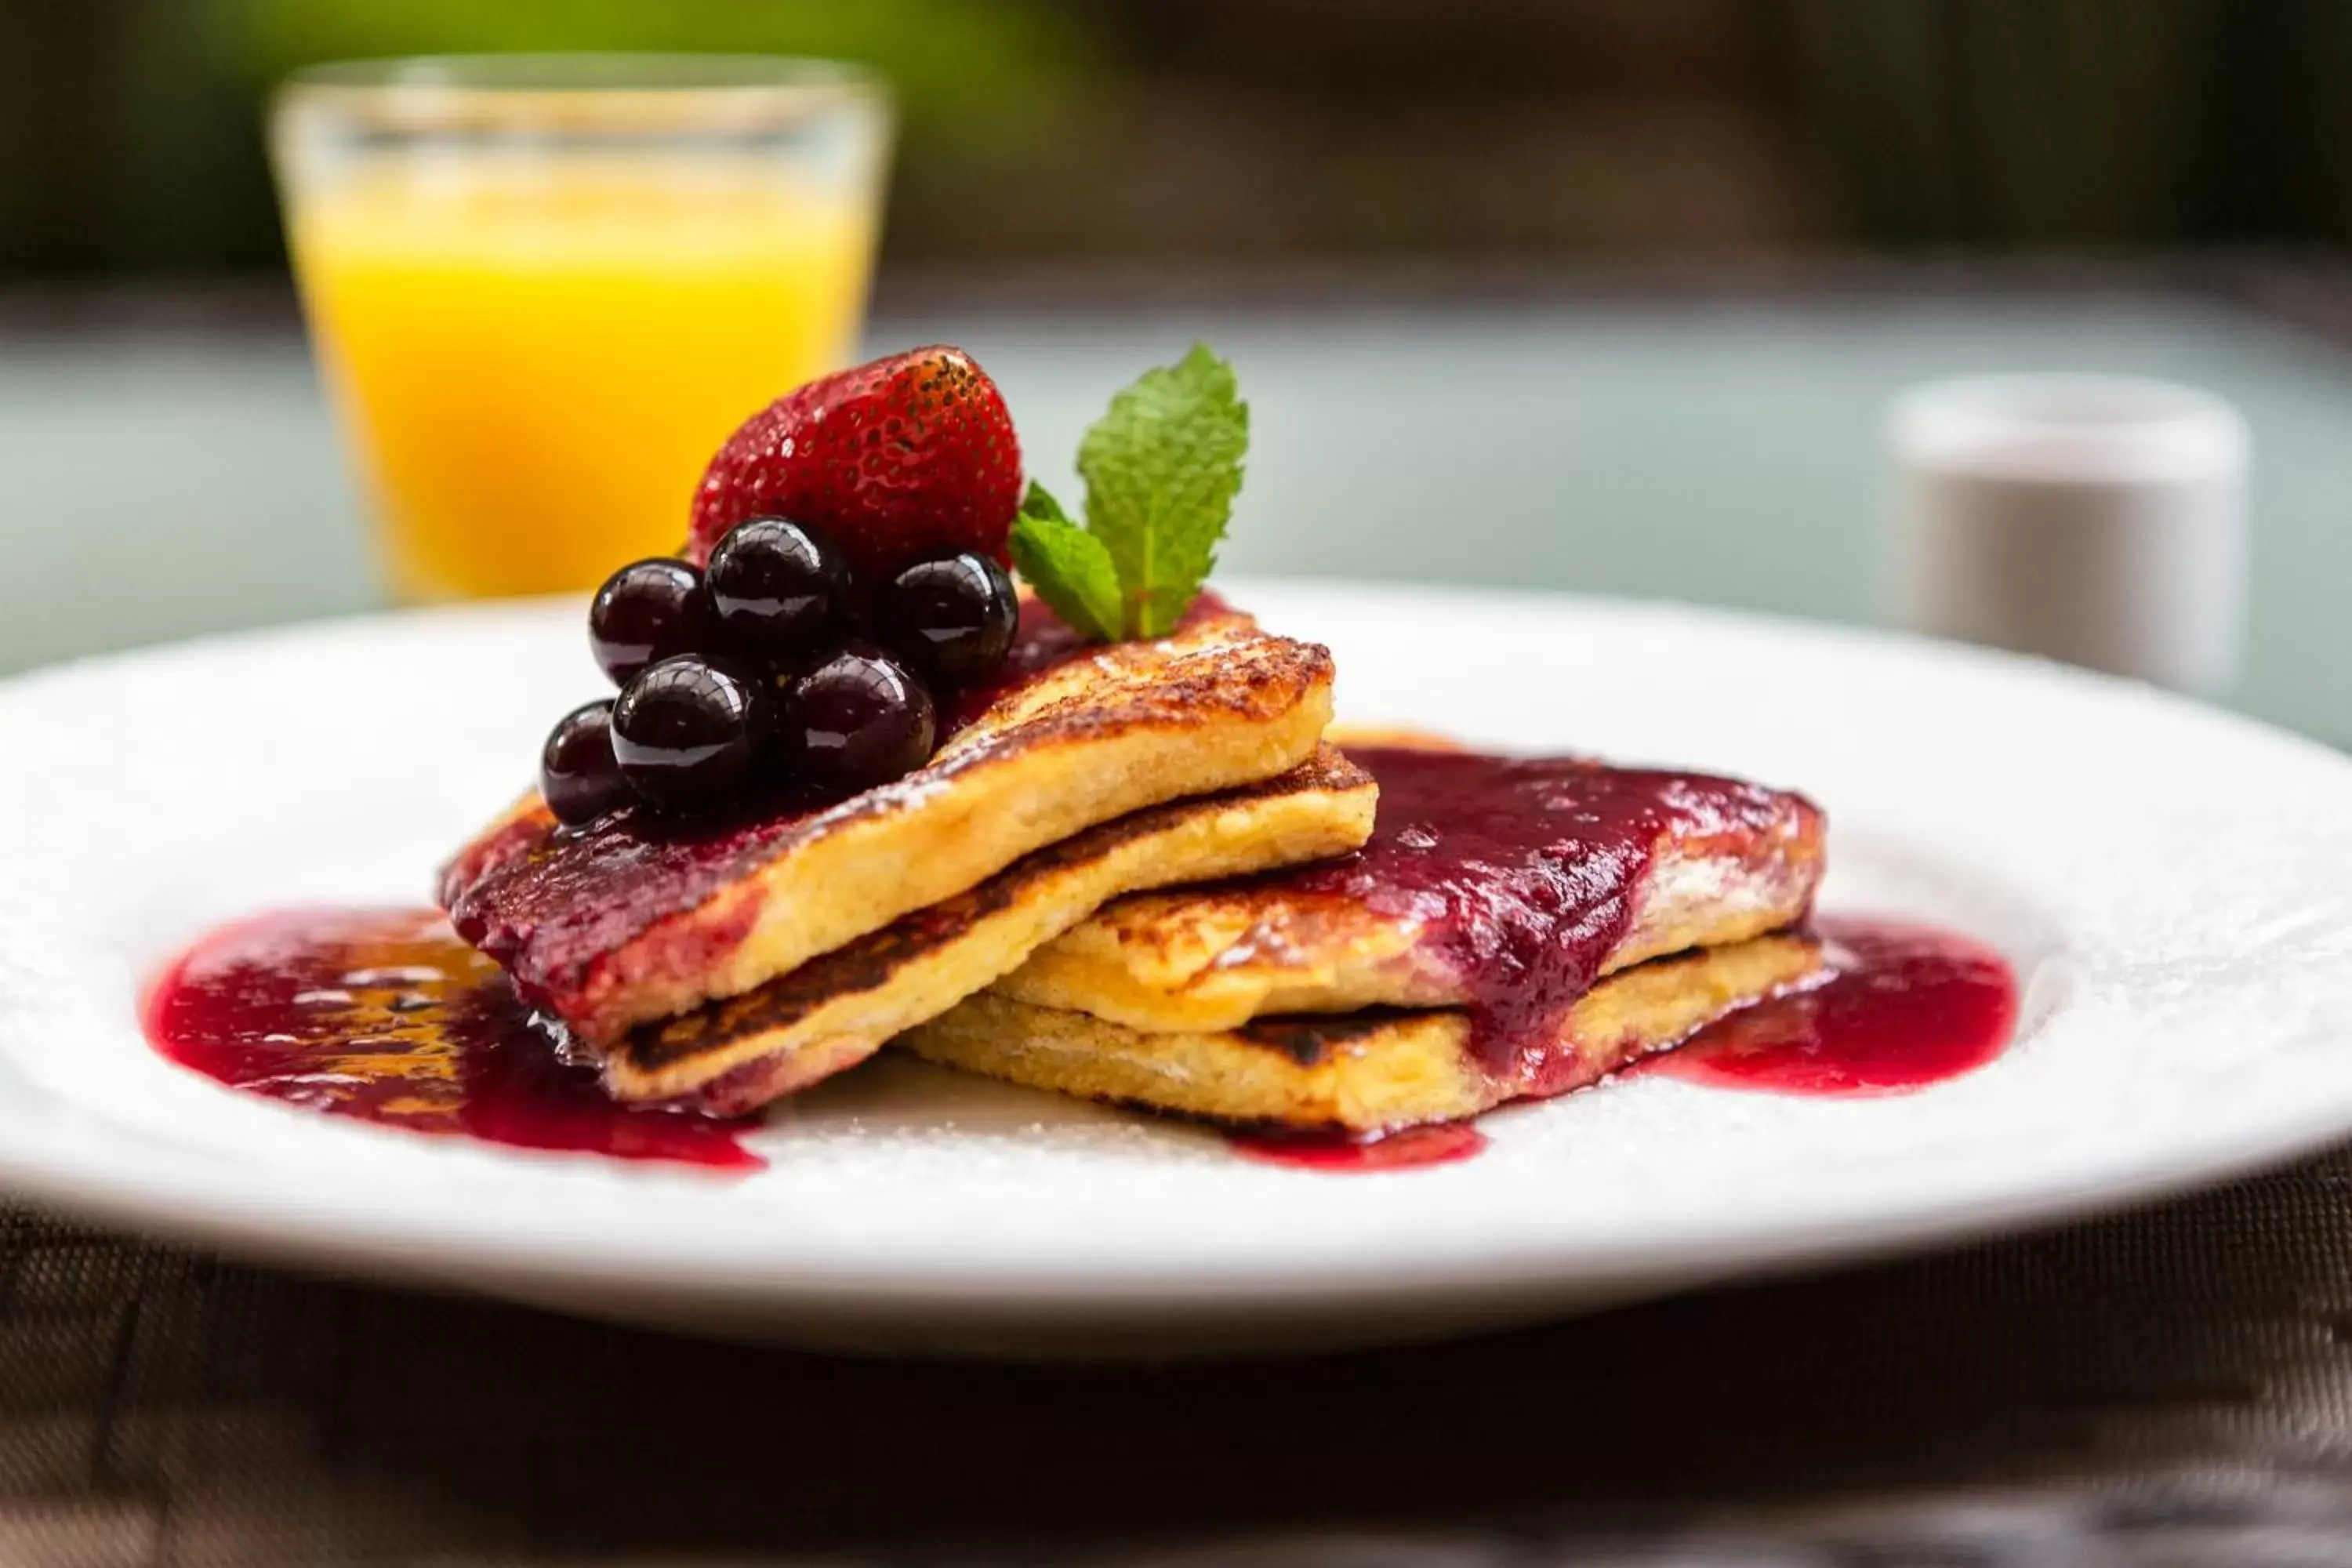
left=1009, top=343, right=1248, bottom=641
left=1007, top=482, right=1121, bottom=641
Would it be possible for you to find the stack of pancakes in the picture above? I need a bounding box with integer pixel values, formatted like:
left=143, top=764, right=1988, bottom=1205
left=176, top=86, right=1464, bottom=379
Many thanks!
left=440, top=601, right=1828, bottom=1133
left=905, top=738, right=1827, bottom=1134
left=440, top=601, right=1376, bottom=1112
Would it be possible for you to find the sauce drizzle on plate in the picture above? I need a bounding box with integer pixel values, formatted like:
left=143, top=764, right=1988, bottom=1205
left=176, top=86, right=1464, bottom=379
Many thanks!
left=144, top=908, right=762, bottom=1172
left=1641, top=916, right=2019, bottom=1097
left=143, top=909, right=2013, bottom=1177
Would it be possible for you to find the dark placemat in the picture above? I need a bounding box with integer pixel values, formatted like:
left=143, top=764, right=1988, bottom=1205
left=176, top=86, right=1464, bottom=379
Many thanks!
left=5, top=1147, right=2352, bottom=1565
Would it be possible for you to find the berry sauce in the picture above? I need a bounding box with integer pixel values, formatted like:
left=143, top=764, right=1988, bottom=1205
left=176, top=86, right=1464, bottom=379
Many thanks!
left=136, top=909, right=2012, bottom=1176
left=1283, top=746, right=1820, bottom=1096
left=143, top=908, right=761, bottom=1171
left=1643, top=916, right=2019, bottom=1096
left=1229, top=1123, right=1491, bottom=1173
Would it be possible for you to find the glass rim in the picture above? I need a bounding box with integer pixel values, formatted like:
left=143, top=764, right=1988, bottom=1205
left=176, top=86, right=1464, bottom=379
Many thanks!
left=274, top=53, right=886, bottom=132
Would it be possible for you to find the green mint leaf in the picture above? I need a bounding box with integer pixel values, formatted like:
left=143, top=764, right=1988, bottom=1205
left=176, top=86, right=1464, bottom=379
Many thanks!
left=1075, top=343, right=1248, bottom=637
left=1009, top=483, right=1121, bottom=641
left=1019, top=478, right=1070, bottom=524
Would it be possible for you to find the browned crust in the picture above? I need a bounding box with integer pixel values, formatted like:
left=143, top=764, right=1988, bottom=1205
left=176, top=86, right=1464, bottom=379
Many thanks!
left=902, top=932, right=1828, bottom=1134
left=600, top=747, right=1378, bottom=1109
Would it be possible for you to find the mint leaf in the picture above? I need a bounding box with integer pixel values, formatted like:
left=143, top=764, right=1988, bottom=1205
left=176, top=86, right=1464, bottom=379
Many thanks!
left=1075, top=343, right=1248, bottom=637
left=1008, top=481, right=1120, bottom=641
left=1004, top=349, right=1251, bottom=645
left=1018, top=477, right=1071, bottom=524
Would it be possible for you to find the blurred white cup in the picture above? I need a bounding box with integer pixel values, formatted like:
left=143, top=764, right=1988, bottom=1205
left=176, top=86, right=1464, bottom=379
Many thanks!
left=1889, top=374, right=2248, bottom=696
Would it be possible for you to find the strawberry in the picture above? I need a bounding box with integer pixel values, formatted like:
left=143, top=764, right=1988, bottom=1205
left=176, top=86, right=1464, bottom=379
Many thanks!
left=685, top=346, right=1023, bottom=586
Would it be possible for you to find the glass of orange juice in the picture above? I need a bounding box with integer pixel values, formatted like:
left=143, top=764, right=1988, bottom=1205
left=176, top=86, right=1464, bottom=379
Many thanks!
left=271, top=55, right=890, bottom=601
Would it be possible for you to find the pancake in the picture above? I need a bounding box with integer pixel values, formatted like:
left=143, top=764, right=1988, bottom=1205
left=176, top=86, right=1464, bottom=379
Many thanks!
left=599, top=748, right=1376, bottom=1110
left=902, top=932, right=1826, bottom=1134
left=438, top=596, right=1335, bottom=1044
left=993, top=742, right=1824, bottom=1034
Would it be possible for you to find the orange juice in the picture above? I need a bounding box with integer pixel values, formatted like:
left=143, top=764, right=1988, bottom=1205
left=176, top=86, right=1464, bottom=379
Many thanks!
left=290, top=162, right=878, bottom=600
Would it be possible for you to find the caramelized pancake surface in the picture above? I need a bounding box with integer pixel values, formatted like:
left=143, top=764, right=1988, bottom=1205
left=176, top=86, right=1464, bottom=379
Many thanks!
left=603, top=748, right=1375, bottom=1110
left=438, top=597, right=1335, bottom=1042
left=906, top=933, right=1825, bottom=1134
left=996, top=743, right=1824, bottom=1037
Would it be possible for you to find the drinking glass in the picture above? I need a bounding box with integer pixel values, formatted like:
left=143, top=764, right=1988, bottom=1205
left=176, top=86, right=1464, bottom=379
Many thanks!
left=273, top=55, right=891, bottom=600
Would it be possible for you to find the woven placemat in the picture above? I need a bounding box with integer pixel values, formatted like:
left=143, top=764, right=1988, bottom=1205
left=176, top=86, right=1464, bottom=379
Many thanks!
left=9, top=1146, right=2352, bottom=1566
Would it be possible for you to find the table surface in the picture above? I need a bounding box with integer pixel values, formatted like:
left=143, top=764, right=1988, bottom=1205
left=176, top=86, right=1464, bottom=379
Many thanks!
left=9, top=276, right=2352, bottom=1564
left=5, top=1146, right=2352, bottom=1566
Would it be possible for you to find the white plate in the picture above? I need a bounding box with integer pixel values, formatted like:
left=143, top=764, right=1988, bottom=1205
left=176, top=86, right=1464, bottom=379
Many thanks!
left=3, top=579, right=2351, bottom=1359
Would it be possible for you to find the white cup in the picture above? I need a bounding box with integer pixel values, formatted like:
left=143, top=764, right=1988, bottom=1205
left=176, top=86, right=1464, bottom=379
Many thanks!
left=1889, top=374, right=2248, bottom=696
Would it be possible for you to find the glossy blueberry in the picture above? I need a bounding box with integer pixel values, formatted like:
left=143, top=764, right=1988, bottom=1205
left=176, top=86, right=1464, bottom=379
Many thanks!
left=610, top=655, right=771, bottom=813
left=539, top=699, right=631, bottom=828
left=706, top=517, right=848, bottom=667
left=788, top=644, right=936, bottom=795
left=590, top=558, right=717, bottom=686
left=877, top=551, right=1018, bottom=686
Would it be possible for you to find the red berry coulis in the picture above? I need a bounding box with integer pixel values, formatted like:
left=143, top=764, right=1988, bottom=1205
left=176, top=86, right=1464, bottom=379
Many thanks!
left=1229, top=1123, right=1492, bottom=1172
left=1277, top=746, right=1824, bottom=1097
left=1640, top=916, right=2019, bottom=1096
left=140, top=905, right=2015, bottom=1177
left=143, top=908, right=761, bottom=1171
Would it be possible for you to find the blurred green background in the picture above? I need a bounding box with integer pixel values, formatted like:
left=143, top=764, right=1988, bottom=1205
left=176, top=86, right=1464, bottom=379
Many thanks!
left=13, top=0, right=2352, bottom=281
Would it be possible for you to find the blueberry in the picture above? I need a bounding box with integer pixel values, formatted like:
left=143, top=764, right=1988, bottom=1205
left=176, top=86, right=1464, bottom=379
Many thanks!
left=877, top=551, right=1018, bottom=686
left=539, top=699, right=631, bottom=828
left=788, top=645, right=936, bottom=795
left=610, top=655, right=771, bottom=813
left=590, top=558, right=717, bottom=686
left=706, top=517, right=848, bottom=667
